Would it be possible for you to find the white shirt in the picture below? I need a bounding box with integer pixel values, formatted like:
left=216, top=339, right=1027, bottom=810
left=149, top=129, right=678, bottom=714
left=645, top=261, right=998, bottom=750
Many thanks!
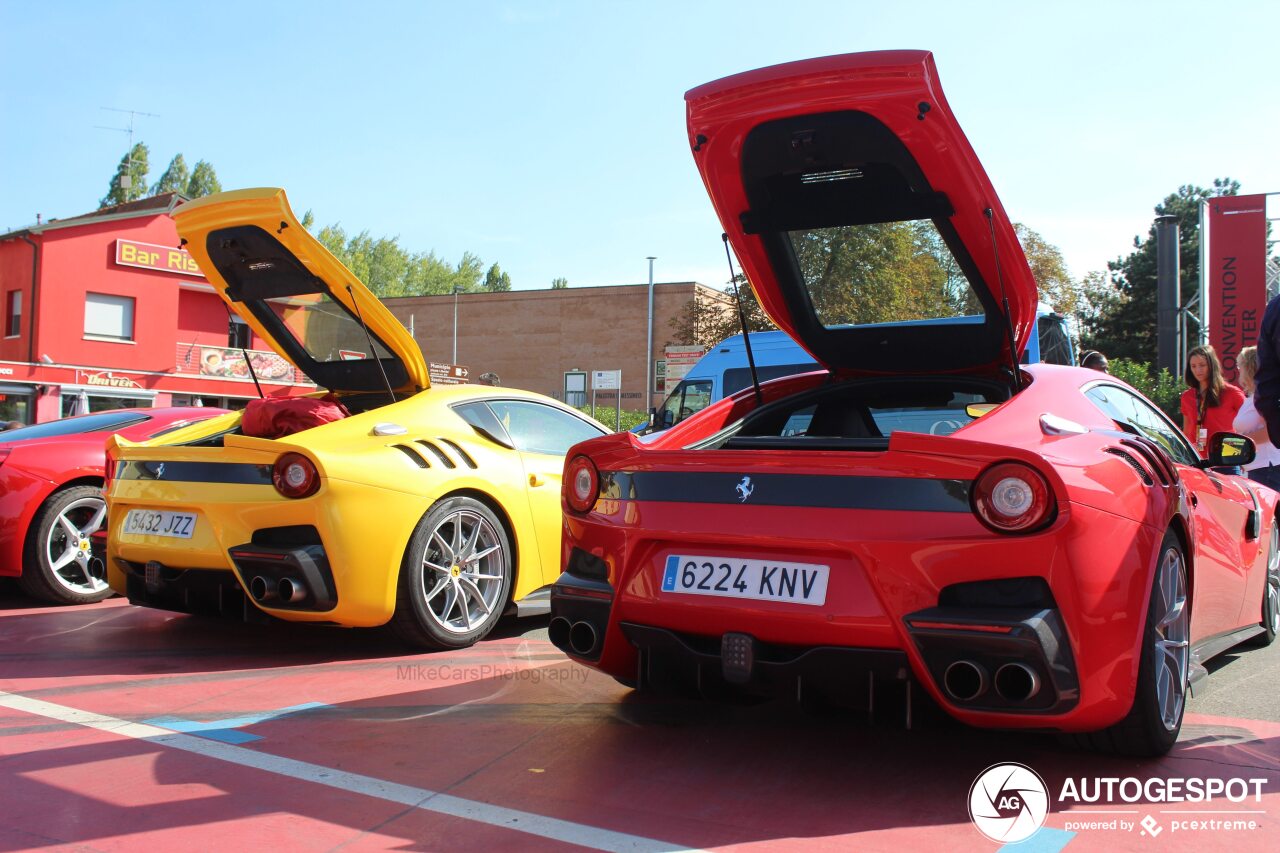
left=1232, top=394, right=1280, bottom=470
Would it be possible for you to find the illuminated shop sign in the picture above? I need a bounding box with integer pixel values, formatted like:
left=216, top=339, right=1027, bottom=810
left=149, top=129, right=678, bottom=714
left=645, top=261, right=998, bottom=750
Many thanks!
left=114, top=239, right=204, bottom=277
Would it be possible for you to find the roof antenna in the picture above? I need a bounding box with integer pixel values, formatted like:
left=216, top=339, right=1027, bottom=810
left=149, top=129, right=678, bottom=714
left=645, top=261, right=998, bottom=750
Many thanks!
left=723, top=234, right=763, bottom=406
left=346, top=283, right=397, bottom=405
left=984, top=208, right=1023, bottom=392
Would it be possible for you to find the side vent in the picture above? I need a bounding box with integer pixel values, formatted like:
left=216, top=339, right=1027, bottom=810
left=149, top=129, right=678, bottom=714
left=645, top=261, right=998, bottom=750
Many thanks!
left=1105, top=447, right=1153, bottom=486
left=416, top=439, right=456, bottom=469
left=438, top=438, right=477, bottom=469
left=393, top=444, right=429, bottom=468
left=1120, top=436, right=1176, bottom=485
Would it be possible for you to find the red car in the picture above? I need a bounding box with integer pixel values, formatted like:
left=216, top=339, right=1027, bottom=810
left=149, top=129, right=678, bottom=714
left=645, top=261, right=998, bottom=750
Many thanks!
left=0, top=407, right=224, bottom=604
left=549, top=51, right=1279, bottom=756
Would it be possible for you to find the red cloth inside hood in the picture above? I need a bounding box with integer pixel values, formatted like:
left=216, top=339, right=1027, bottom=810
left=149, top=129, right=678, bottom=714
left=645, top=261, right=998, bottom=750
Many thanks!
left=242, top=395, right=350, bottom=439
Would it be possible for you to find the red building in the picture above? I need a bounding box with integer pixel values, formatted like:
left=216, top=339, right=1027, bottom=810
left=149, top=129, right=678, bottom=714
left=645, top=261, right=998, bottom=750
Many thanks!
left=0, top=194, right=313, bottom=424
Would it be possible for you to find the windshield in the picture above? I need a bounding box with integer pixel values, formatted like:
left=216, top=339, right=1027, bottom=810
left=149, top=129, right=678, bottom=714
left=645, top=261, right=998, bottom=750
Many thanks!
left=266, top=292, right=394, bottom=364
left=789, top=220, right=982, bottom=328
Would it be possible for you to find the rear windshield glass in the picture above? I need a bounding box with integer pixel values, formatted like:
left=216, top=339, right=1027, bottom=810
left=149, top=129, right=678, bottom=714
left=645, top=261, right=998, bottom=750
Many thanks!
left=0, top=411, right=150, bottom=444
left=788, top=220, right=982, bottom=328
left=265, top=292, right=394, bottom=364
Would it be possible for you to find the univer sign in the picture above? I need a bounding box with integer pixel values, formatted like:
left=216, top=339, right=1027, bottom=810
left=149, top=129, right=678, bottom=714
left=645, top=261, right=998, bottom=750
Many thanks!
left=114, top=239, right=204, bottom=277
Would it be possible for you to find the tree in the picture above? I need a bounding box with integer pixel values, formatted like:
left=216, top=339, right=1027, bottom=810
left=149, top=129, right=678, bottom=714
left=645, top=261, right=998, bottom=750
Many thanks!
left=1083, top=179, right=1240, bottom=362
left=1014, top=223, right=1083, bottom=316
left=99, top=143, right=150, bottom=208
left=150, top=154, right=189, bottom=195
left=669, top=277, right=774, bottom=348
left=551, top=277, right=568, bottom=289
left=186, top=160, right=222, bottom=198
left=483, top=263, right=512, bottom=292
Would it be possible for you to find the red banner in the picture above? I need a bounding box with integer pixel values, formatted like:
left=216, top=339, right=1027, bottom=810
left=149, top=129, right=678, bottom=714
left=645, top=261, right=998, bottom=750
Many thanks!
left=1206, top=194, right=1268, bottom=384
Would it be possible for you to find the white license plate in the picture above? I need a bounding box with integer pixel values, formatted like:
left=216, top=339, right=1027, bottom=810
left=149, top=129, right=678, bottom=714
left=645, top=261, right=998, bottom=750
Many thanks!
left=123, top=509, right=197, bottom=539
left=661, top=555, right=829, bottom=605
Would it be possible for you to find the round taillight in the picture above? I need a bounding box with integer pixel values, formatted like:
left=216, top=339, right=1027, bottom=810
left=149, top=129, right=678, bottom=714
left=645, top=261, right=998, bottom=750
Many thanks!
left=565, top=455, right=599, bottom=514
left=273, top=452, right=320, bottom=499
left=972, top=462, right=1053, bottom=534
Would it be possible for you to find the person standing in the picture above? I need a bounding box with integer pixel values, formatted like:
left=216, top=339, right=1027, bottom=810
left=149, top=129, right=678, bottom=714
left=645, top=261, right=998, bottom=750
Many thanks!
left=1233, top=346, right=1280, bottom=490
left=1180, top=344, right=1245, bottom=453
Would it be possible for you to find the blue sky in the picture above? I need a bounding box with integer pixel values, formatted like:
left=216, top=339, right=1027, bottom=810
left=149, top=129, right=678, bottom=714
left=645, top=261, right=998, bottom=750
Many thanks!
left=2, top=1, right=1276, bottom=293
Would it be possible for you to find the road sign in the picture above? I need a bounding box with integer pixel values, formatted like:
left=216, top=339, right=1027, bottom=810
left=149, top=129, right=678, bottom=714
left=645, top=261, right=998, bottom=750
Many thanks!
left=592, top=370, right=621, bottom=390
left=429, top=362, right=469, bottom=385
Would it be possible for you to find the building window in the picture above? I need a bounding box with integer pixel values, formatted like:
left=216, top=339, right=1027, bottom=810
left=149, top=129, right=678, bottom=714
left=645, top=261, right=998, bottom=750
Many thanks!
left=4, top=291, right=19, bottom=338
left=84, top=293, right=135, bottom=341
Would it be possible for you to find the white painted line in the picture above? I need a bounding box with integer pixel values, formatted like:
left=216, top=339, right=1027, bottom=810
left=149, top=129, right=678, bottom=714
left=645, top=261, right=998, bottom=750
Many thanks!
left=0, top=690, right=701, bottom=853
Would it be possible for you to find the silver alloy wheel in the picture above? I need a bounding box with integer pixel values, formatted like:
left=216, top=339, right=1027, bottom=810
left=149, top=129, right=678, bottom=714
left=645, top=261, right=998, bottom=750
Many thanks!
left=419, top=508, right=506, bottom=634
left=1268, top=524, right=1280, bottom=636
left=44, top=496, right=109, bottom=597
left=1153, top=545, right=1190, bottom=732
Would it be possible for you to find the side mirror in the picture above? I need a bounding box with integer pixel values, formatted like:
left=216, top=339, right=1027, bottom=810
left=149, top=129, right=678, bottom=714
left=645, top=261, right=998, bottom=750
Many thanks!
left=660, top=408, right=675, bottom=429
left=1199, top=432, right=1256, bottom=469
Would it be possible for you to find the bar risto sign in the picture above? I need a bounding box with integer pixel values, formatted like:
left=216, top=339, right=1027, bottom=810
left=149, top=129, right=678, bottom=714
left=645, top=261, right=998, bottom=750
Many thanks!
left=114, top=239, right=204, bottom=277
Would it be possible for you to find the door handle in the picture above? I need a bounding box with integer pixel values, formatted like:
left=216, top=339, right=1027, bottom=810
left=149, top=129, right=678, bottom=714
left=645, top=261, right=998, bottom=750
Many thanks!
left=1189, top=493, right=1198, bottom=507
left=529, top=474, right=545, bottom=487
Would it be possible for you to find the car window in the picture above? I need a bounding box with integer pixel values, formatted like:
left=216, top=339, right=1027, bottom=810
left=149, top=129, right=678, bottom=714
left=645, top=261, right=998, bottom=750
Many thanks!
left=1084, top=383, right=1198, bottom=466
left=869, top=390, right=989, bottom=436
left=451, top=401, right=515, bottom=448
left=0, top=411, right=151, bottom=444
left=483, top=400, right=606, bottom=456
left=723, top=363, right=817, bottom=396
left=658, top=379, right=713, bottom=428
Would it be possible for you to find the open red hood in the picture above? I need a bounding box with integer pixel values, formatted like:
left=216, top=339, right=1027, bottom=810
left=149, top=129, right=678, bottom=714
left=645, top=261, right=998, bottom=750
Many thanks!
left=685, top=50, right=1037, bottom=377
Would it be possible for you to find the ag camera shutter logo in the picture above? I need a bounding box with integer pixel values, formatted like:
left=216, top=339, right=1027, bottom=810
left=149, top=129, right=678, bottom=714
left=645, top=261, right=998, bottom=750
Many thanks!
left=969, top=762, right=1050, bottom=843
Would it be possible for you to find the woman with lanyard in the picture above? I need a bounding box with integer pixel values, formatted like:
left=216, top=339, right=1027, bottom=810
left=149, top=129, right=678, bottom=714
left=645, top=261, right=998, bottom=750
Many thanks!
left=1180, top=344, right=1245, bottom=455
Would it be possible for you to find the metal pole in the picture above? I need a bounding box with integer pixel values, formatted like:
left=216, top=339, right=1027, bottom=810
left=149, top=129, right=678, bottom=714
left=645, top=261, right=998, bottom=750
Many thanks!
left=452, top=287, right=459, bottom=364
left=1155, top=215, right=1180, bottom=375
left=645, top=257, right=655, bottom=412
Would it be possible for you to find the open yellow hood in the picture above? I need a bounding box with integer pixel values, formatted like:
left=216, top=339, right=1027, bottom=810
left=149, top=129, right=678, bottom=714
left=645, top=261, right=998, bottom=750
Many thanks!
left=174, top=188, right=430, bottom=394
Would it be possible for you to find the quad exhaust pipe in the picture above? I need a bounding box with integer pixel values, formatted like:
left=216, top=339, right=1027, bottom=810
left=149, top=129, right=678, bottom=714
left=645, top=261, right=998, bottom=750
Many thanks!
left=942, top=659, right=1041, bottom=703
left=248, top=575, right=308, bottom=604
left=549, top=617, right=600, bottom=657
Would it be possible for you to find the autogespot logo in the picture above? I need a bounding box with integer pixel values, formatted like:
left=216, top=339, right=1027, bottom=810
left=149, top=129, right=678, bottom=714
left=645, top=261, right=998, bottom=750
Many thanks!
left=969, top=762, right=1051, bottom=844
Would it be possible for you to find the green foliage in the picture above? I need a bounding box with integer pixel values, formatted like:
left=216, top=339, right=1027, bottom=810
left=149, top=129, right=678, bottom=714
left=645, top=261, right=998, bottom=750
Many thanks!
left=484, top=263, right=512, bottom=292
left=1109, top=358, right=1184, bottom=420
left=150, top=154, right=189, bottom=195
left=1014, top=222, right=1083, bottom=316
left=551, top=277, right=568, bottom=289
left=1084, top=179, right=1240, bottom=362
left=100, top=143, right=150, bottom=208
left=669, top=275, right=775, bottom=348
left=186, top=160, right=222, bottom=198
left=312, top=221, right=489, bottom=297
left=576, top=406, right=649, bottom=433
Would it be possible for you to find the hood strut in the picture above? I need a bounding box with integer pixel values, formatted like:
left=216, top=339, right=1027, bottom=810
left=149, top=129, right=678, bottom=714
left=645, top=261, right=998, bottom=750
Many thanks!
left=347, top=284, right=397, bottom=406
left=984, top=208, right=1023, bottom=392
left=723, top=234, right=764, bottom=406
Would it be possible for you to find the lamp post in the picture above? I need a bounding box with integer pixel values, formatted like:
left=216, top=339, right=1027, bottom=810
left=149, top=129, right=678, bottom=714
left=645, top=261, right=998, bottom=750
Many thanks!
left=645, top=257, right=656, bottom=411
left=452, top=285, right=463, bottom=365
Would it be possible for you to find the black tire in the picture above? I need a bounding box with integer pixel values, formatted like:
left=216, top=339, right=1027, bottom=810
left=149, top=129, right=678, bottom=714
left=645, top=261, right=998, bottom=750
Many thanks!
left=1247, top=522, right=1279, bottom=647
left=390, top=496, right=513, bottom=650
left=1067, top=528, right=1188, bottom=757
left=19, top=484, right=113, bottom=605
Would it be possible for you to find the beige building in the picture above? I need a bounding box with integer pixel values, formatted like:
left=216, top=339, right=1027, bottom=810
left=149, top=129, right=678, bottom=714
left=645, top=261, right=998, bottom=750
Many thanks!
left=385, top=282, right=730, bottom=411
